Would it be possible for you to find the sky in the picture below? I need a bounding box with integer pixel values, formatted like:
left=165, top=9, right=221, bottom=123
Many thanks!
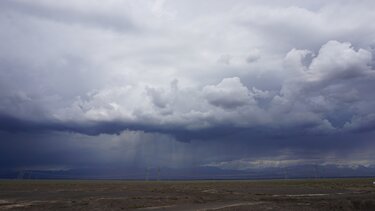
left=1, top=0, right=375, bottom=177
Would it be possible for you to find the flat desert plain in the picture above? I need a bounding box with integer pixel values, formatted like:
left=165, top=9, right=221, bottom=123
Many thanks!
left=0, top=178, right=375, bottom=210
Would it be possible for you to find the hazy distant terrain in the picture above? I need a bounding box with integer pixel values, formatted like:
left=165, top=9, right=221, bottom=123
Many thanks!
left=2, top=165, right=375, bottom=180
left=0, top=178, right=375, bottom=210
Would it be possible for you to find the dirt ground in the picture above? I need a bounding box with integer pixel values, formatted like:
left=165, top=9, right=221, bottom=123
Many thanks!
left=0, top=178, right=375, bottom=210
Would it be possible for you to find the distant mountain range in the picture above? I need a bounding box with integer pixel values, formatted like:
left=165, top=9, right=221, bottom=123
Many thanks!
left=1, top=165, right=375, bottom=180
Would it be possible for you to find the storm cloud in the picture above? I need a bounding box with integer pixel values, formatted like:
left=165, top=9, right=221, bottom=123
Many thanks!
left=1, top=0, right=375, bottom=176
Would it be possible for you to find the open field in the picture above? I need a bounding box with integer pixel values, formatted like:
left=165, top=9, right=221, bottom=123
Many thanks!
left=0, top=178, right=375, bottom=210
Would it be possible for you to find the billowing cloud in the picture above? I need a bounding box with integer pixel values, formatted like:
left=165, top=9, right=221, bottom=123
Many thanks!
left=203, top=77, right=254, bottom=109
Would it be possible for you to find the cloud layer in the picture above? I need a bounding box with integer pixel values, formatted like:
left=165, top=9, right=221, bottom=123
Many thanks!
left=1, top=0, right=375, bottom=173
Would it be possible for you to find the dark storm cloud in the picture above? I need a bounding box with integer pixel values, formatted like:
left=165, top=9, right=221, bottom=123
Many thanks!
left=1, top=0, right=375, bottom=173
left=0, top=111, right=245, bottom=142
left=1, top=128, right=375, bottom=174
left=0, top=112, right=269, bottom=142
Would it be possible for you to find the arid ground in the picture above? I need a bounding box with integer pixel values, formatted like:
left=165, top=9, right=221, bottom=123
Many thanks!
left=0, top=178, right=375, bottom=210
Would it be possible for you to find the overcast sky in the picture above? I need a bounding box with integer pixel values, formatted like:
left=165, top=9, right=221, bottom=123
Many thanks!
left=1, top=0, right=375, bottom=174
